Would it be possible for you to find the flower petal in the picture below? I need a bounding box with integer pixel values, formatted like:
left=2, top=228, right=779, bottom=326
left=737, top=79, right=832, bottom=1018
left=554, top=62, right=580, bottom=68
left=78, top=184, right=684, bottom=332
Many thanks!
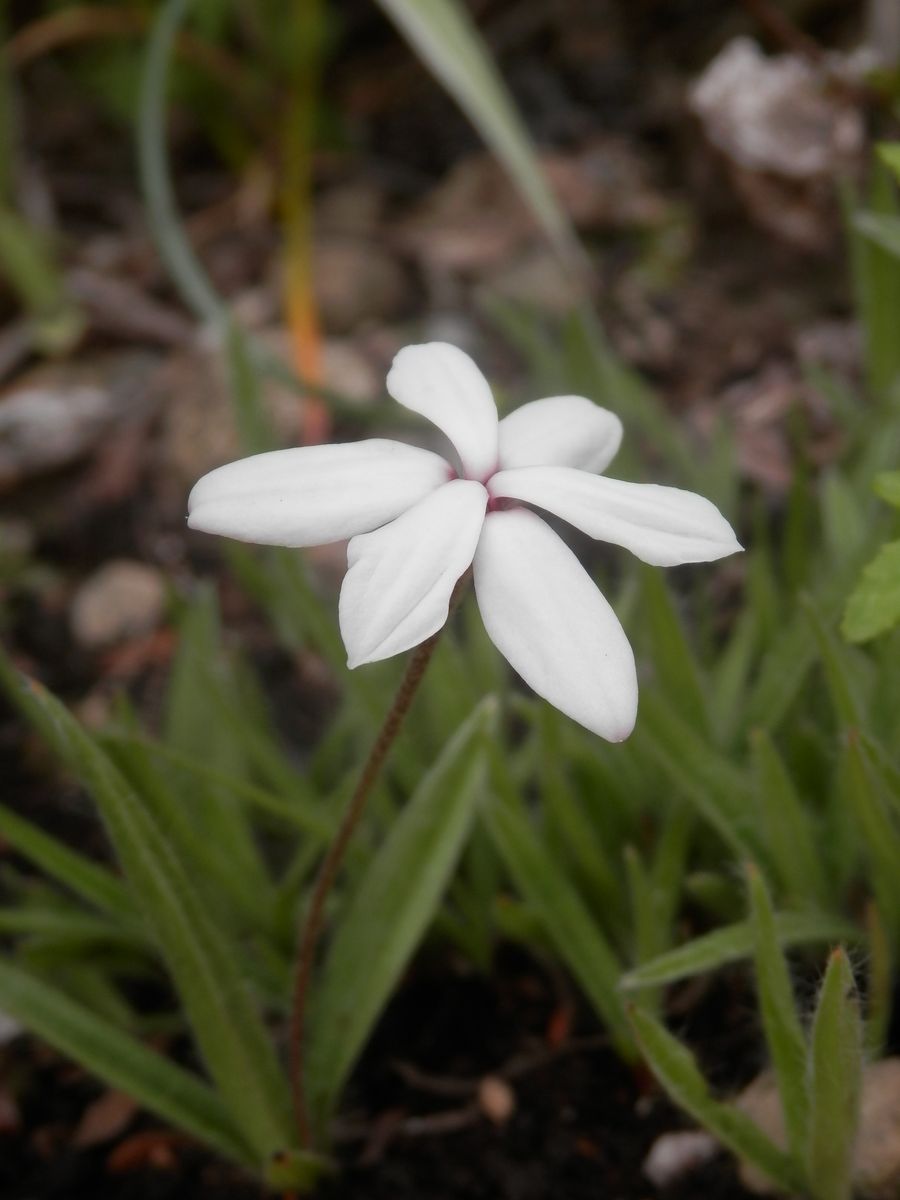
left=340, top=479, right=487, bottom=668
left=187, top=439, right=450, bottom=548
left=490, top=466, right=743, bottom=566
left=498, top=395, right=623, bottom=472
left=387, top=343, right=499, bottom=481
left=473, top=508, right=637, bottom=741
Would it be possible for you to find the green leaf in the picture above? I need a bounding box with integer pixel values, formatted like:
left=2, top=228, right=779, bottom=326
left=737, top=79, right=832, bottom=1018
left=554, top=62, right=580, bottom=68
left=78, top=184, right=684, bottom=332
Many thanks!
left=0, top=206, right=84, bottom=354
left=837, top=735, right=900, bottom=942
left=864, top=903, right=892, bottom=1058
left=746, top=543, right=877, bottom=732
left=639, top=569, right=708, bottom=734
left=710, top=606, right=759, bottom=745
left=0, top=654, right=294, bottom=1162
left=629, top=1005, right=804, bottom=1194
left=854, top=210, right=900, bottom=260
left=374, top=0, right=583, bottom=271
left=649, top=802, right=693, bottom=936
left=842, top=540, right=900, bottom=643
left=484, top=780, right=633, bottom=1057
left=138, top=0, right=224, bottom=325
left=0, top=960, right=254, bottom=1166
left=750, top=731, right=826, bottom=909
left=877, top=142, right=900, bottom=183
left=621, top=912, right=858, bottom=991
left=874, top=470, right=900, bottom=508
left=821, top=471, right=869, bottom=564
left=536, top=706, right=620, bottom=914
left=0, top=804, right=140, bottom=930
left=804, top=596, right=871, bottom=728
left=101, top=733, right=332, bottom=840
left=138, top=0, right=345, bottom=424
left=847, top=168, right=900, bottom=401
left=747, top=866, right=809, bottom=1162
left=0, top=907, right=136, bottom=948
left=806, top=949, right=863, bottom=1200
left=307, top=698, right=496, bottom=1133
left=164, top=593, right=272, bottom=899
left=633, top=692, right=760, bottom=861
left=624, top=847, right=665, bottom=1016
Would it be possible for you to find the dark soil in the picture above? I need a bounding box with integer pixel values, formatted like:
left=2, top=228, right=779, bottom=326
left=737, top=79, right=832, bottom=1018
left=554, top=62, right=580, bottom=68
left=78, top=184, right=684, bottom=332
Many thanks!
left=1, top=947, right=760, bottom=1199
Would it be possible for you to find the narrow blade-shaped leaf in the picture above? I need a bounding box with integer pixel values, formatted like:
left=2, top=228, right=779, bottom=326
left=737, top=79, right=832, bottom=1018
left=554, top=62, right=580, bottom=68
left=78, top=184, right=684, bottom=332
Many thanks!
left=842, top=540, right=900, bottom=643
left=747, top=865, right=809, bottom=1161
left=839, top=735, right=900, bottom=941
left=484, top=785, right=632, bottom=1056
left=634, top=692, right=760, bottom=861
left=629, top=1005, right=803, bottom=1194
left=639, top=568, right=709, bottom=735
left=806, top=949, right=863, bottom=1200
left=0, top=654, right=294, bottom=1161
left=0, top=961, right=253, bottom=1166
left=307, top=697, right=496, bottom=1132
left=750, top=731, right=826, bottom=909
left=745, top=544, right=876, bottom=733
left=375, top=0, right=583, bottom=270
left=864, top=903, right=892, bottom=1058
left=621, top=912, right=859, bottom=991
left=0, top=803, right=141, bottom=931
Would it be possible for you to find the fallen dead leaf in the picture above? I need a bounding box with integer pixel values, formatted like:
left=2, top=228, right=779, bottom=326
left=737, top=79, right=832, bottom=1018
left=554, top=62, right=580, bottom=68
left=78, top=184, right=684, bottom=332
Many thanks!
left=689, top=37, right=867, bottom=249
left=73, top=1090, right=139, bottom=1148
left=106, top=1129, right=183, bottom=1174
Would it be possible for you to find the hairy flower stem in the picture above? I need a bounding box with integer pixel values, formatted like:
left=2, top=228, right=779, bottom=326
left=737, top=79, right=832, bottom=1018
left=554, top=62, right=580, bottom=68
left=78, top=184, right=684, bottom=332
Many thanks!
left=289, top=608, right=455, bottom=1148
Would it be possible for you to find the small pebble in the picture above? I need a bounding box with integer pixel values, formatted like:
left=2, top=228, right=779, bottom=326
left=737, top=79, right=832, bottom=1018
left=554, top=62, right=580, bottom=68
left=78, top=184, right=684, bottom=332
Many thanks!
left=70, top=560, right=166, bottom=649
left=478, top=1075, right=516, bottom=1125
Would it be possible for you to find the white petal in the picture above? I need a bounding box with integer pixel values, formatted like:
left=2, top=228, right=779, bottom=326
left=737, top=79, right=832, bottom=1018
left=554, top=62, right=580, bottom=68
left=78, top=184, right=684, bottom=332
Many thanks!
left=187, top=439, right=450, bottom=548
left=490, top=467, right=743, bottom=566
left=473, top=509, right=637, bottom=741
left=340, top=479, right=487, bottom=668
left=498, top=395, right=623, bottom=472
left=387, top=343, right=499, bottom=481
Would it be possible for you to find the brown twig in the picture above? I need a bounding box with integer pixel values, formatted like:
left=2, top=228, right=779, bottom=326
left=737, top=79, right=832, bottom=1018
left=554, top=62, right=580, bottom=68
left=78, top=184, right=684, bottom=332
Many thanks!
left=738, top=0, right=823, bottom=61
left=8, top=5, right=254, bottom=98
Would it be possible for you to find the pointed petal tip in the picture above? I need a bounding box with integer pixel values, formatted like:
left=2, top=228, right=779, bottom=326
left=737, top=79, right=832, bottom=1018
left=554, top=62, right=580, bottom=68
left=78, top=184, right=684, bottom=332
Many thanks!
left=386, top=342, right=498, bottom=481
left=608, top=720, right=636, bottom=744
left=592, top=696, right=637, bottom=743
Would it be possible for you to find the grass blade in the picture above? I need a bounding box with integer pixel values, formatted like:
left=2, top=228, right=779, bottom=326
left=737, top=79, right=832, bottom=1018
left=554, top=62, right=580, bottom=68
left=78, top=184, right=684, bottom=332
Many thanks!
left=0, top=803, right=140, bottom=930
left=747, top=865, right=809, bottom=1162
left=629, top=1005, right=804, bottom=1194
left=633, top=692, right=760, bottom=861
left=806, top=948, right=863, bottom=1200
left=307, top=697, right=496, bottom=1133
left=375, top=0, right=583, bottom=271
left=0, top=960, right=254, bottom=1166
left=0, top=654, right=294, bottom=1162
left=639, top=569, right=709, bottom=735
left=750, top=731, right=826, bottom=909
left=621, top=912, right=859, bottom=991
left=838, top=734, right=900, bottom=943
left=484, top=779, right=632, bottom=1057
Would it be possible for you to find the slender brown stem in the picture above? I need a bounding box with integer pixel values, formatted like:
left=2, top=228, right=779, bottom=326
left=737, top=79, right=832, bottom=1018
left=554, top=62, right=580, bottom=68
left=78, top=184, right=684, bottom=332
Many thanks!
left=289, top=628, right=445, bottom=1147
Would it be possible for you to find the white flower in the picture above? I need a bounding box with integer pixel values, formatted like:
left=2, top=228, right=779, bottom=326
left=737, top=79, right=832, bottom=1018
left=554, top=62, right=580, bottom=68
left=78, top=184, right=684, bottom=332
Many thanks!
left=188, top=343, right=742, bottom=741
